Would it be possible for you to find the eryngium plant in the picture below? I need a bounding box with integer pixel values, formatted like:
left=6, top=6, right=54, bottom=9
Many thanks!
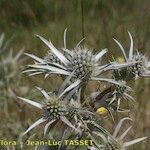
left=19, top=30, right=148, bottom=150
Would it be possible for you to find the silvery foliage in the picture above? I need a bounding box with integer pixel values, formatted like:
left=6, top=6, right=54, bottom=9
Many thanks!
left=0, top=33, right=24, bottom=101
left=19, top=30, right=148, bottom=150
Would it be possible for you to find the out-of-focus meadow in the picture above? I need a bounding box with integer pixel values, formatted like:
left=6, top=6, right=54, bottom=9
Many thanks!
left=0, top=0, right=149, bottom=149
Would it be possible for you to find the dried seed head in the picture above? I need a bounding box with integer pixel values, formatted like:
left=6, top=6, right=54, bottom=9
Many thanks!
left=43, top=98, right=69, bottom=119
left=70, top=48, right=97, bottom=79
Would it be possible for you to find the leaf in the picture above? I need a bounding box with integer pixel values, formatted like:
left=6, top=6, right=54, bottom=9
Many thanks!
left=28, top=72, right=43, bottom=76
left=91, top=77, right=123, bottom=86
left=60, top=116, right=76, bottom=130
left=64, top=85, right=80, bottom=100
left=22, top=118, right=46, bottom=136
left=95, top=48, right=108, bottom=62
left=59, top=80, right=81, bottom=98
left=124, top=92, right=135, bottom=103
left=44, top=119, right=56, bottom=136
left=113, top=38, right=127, bottom=61
left=75, top=37, right=86, bottom=47
left=58, top=70, right=75, bottom=95
left=92, top=131, right=107, bottom=143
left=123, top=137, right=147, bottom=148
left=58, top=126, right=68, bottom=150
left=25, top=53, right=45, bottom=63
left=90, top=121, right=110, bottom=136
left=36, top=87, right=50, bottom=99
left=120, top=126, right=132, bottom=140
left=113, top=117, right=132, bottom=138
left=36, top=35, right=70, bottom=65
left=28, top=64, right=71, bottom=76
left=128, top=31, right=134, bottom=59
left=63, top=28, right=67, bottom=49
left=18, top=97, right=43, bottom=109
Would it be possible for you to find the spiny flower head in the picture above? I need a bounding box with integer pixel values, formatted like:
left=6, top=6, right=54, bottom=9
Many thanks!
left=43, top=96, right=69, bottom=119
left=69, top=47, right=99, bottom=79
left=18, top=87, right=79, bottom=136
left=113, top=31, right=150, bottom=80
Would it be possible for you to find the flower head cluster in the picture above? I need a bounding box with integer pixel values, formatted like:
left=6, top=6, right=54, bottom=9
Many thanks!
left=25, top=30, right=135, bottom=95
left=18, top=30, right=148, bottom=149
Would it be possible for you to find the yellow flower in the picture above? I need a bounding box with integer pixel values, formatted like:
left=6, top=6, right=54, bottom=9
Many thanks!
left=96, top=107, right=108, bottom=115
left=117, top=57, right=125, bottom=63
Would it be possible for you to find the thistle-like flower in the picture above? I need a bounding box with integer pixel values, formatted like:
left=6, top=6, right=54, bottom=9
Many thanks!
left=18, top=87, right=78, bottom=136
left=24, top=30, right=135, bottom=95
left=88, top=118, right=147, bottom=150
left=18, top=87, right=93, bottom=136
left=91, top=78, right=134, bottom=115
left=113, top=31, right=150, bottom=79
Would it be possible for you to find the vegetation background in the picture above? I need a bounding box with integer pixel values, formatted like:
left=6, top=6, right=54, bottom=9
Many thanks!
left=0, top=0, right=149, bottom=149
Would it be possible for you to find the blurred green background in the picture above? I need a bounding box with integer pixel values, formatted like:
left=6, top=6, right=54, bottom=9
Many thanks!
left=0, top=0, right=149, bottom=149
